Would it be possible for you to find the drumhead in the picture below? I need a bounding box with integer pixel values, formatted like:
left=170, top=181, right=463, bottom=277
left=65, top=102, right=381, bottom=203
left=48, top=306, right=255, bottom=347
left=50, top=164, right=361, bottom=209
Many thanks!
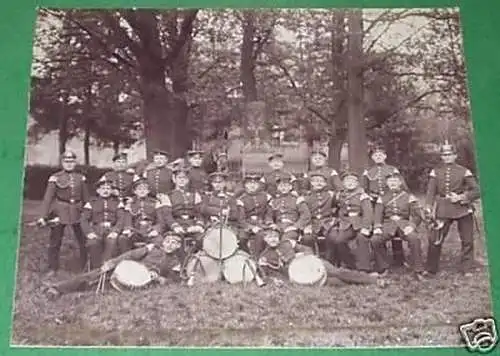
left=203, top=225, right=239, bottom=260
left=111, top=260, right=153, bottom=290
left=288, top=254, right=327, bottom=286
left=185, top=252, right=221, bottom=283
left=223, top=250, right=257, bottom=284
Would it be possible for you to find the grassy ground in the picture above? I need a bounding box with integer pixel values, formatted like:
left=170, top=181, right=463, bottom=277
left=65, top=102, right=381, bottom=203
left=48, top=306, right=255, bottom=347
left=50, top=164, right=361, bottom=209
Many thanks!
left=11, top=200, right=492, bottom=347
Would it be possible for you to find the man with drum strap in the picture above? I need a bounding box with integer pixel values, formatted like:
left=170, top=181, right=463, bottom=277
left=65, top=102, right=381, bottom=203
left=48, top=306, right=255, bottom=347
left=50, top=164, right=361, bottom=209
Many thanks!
left=424, top=141, right=480, bottom=276
left=329, top=171, right=373, bottom=273
left=261, top=152, right=299, bottom=197
left=200, top=171, right=238, bottom=224
left=361, top=146, right=408, bottom=267
left=81, top=178, right=126, bottom=269
left=142, top=149, right=174, bottom=204
left=371, top=172, right=425, bottom=279
left=37, top=150, right=90, bottom=276
left=265, top=172, right=311, bottom=242
left=236, top=172, right=272, bottom=256
left=118, top=176, right=166, bottom=255
left=100, top=152, right=135, bottom=204
left=186, top=149, right=208, bottom=193
left=162, top=169, right=205, bottom=256
left=258, top=226, right=379, bottom=286
left=302, top=170, right=338, bottom=250
left=301, top=150, right=343, bottom=194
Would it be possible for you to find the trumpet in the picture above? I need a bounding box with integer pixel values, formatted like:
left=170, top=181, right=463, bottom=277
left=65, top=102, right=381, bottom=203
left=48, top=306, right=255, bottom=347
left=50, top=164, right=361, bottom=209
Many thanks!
left=417, top=201, right=446, bottom=245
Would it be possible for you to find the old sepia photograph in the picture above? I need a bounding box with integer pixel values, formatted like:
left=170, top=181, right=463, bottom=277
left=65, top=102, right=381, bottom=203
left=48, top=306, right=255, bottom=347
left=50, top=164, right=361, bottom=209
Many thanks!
left=12, top=7, right=493, bottom=348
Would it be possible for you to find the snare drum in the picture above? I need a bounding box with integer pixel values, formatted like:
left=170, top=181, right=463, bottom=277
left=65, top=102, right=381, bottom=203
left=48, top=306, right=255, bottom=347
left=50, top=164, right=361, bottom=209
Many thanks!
left=202, top=224, right=239, bottom=260
left=184, top=251, right=221, bottom=283
left=288, top=254, right=327, bottom=286
left=222, top=250, right=257, bottom=284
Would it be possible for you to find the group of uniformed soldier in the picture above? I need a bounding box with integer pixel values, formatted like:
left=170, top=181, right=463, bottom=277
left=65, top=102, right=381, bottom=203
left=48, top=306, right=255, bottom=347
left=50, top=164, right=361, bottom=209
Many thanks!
left=36, top=141, right=481, bottom=285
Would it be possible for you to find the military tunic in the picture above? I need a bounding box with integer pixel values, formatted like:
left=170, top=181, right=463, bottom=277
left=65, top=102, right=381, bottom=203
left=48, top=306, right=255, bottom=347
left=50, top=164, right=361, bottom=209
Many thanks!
left=188, top=167, right=208, bottom=193
left=303, top=189, right=338, bottom=244
left=143, top=166, right=174, bottom=197
left=424, top=163, right=480, bottom=273
left=81, top=197, right=126, bottom=268
left=265, top=194, right=311, bottom=241
left=261, top=170, right=298, bottom=197
left=362, top=164, right=407, bottom=201
left=102, top=168, right=135, bottom=201
left=302, top=167, right=343, bottom=193
left=335, top=188, right=373, bottom=231
left=371, top=190, right=424, bottom=272
left=200, top=190, right=238, bottom=223
left=40, top=170, right=90, bottom=271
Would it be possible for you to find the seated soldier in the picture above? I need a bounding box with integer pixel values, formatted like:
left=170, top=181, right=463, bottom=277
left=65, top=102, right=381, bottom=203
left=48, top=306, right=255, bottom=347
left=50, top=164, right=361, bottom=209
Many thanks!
left=265, top=172, right=311, bottom=242
left=371, top=172, right=425, bottom=279
left=162, top=169, right=205, bottom=256
left=330, top=171, right=373, bottom=273
left=118, top=176, right=166, bottom=255
left=303, top=170, right=338, bottom=250
left=186, top=148, right=208, bottom=193
left=301, top=150, right=343, bottom=193
left=258, top=226, right=380, bottom=286
left=200, top=171, right=238, bottom=225
left=235, top=173, right=272, bottom=256
left=81, top=178, right=126, bottom=269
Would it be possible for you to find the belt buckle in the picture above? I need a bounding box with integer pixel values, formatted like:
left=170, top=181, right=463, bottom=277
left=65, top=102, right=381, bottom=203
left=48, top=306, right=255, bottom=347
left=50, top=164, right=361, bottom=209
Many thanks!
left=181, top=215, right=190, bottom=220
left=70, top=199, right=75, bottom=204
left=250, top=216, right=258, bottom=221
left=315, top=214, right=322, bottom=220
left=102, top=222, right=111, bottom=228
left=139, top=220, right=149, bottom=226
left=390, top=215, right=401, bottom=221
left=348, top=212, right=358, bottom=217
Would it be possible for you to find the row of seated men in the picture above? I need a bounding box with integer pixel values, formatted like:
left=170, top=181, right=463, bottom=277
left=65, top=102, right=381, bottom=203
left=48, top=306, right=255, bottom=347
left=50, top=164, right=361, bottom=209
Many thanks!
left=37, top=142, right=480, bottom=281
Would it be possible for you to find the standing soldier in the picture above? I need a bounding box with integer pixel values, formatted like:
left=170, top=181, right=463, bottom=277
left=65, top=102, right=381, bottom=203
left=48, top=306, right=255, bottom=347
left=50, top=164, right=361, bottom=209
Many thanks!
left=101, top=152, right=135, bottom=204
left=143, top=150, right=174, bottom=203
left=186, top=148, right=208, bottom=193
left=261, top=153, right=299, bottom=197
left=162, top=169, right=205, bottom=254
left=236, top=173, right=272, bottom=256
left=81, top=178, right=126, bottom=269
left=371, top=172, right=425, bottom=279
left=361, top=146, right=407, bottom=267
left=265, top=172, right=311, bottom=242
left=37, top=150, right=89, bottom=276
left=424, top=141, right=480, bottom=276
left=330, top=171, right=373, bottom=272
left=118, top=176, right=166, bottom=255
left=301, top=149, right=343, bottom=193
left=302, top=171, right=338, bottom=250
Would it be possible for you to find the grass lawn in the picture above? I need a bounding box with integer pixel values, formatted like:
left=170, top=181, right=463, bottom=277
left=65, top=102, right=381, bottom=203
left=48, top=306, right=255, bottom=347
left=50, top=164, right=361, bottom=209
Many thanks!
left=10, top=200, right=492, bottom=347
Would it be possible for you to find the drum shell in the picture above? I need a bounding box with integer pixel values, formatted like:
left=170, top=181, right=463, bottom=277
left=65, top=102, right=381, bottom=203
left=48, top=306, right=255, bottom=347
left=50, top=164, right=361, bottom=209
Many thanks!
left=185, top=251, right=221, bottom=283
left=110, top=260, right=154, bottom=290
left=288, top=254, right=327, bottom=286
left=202, top=224, right=239, bottom=260
left=223, top=250, right=257, bottom=284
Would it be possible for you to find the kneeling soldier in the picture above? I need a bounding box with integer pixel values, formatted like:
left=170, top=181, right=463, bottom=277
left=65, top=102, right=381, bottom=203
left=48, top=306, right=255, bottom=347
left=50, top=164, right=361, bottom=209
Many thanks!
left=303, top=170, right=338, bottom=250
left=81, top=178, right=126, bottom=269
left=119, top=176, right=165, bottom=254
left=371, top=172, right=425, bottom=279
left=236, top=173, right=272, bottom=256
left=330, top=171, right=373, bottom=272
left=265, top=172, right=311, bottom=242
left=163, top=169, right=205, bottom=255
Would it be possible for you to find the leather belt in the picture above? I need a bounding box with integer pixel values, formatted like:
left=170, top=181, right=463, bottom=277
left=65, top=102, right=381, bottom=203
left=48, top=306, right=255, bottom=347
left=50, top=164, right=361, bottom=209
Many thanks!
left=389, top=215, right=402, bottom=221
left=181, top=215, right=191, bottom=220
left=139, top=220, right=151, bottom=226
left=100, top=221, right=112, bottom=228
left=346, top=212, right=359, bottom=217
left=56, top=198, right=81, bottom=204
left=280, top=218, right=293, bottom=223
left=250, top=215, right=259, bottom=221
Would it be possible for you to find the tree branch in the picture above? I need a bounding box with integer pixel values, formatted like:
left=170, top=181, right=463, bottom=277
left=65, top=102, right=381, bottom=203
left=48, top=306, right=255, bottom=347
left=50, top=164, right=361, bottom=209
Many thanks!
left=103, top=12, right=142, bottom=58
left=165, top=9, right=199, bottom=64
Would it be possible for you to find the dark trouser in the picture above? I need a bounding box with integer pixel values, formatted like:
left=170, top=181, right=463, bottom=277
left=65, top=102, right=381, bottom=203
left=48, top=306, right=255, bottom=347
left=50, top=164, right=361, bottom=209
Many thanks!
left=87, top=236, right=117, bottom=270
left=48, top=224, right=87, bottom=271
left=372, top=230, right=423, bottom=273
left=425, top=214, right=474, bottom=274
left=328, top=227, right=372, bottom=272
left=323, top=259, right=378, bottom=284
left=238, top=230, right=265, bottom=258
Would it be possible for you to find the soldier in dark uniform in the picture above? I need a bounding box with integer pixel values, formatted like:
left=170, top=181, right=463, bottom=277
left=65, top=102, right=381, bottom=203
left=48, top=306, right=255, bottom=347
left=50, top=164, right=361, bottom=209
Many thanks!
left=361, top=146, right=407, bottom=267
left=162, top=169, right=205, bottom=254
left=261, top=153, right=299, bottom=197
left=301, top=150, right=343, bottom=193
left=371, top=172, right=425, bottom=279
left=101, top=152, right=135, bottom=204
left=200, top=172, right=238, bottom=225
left=330, top=171, right=373, bottom=272
left=303, top=170, right=338, bottom=250
left=80, top=178, right=126, bottom=269
left=236, top=173, right=272, bottom=256
left=142, top=150, right=174, bottom=204
left=424, top=142, right=480, bottom=276
left=37, top=151, right=89, bottom=276
left=265, top=172, right=311, bottom=242
left=118, top=176, right=166, bottom=255
left=187, top=149, right=208, bottom=193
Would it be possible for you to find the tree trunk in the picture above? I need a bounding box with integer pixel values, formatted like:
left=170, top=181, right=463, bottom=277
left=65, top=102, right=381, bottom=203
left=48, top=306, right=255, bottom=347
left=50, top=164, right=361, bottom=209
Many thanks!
left=240, top=11, right=258, bottom=102
left=58, top=94, right=68, bottom=159
left=84, top=122, right=90, bottom=166
left=113, top=140, right=120, bottom=156
left=346, top=9, right=367, bottom=174
left=328, top=135, right=344, bottom=170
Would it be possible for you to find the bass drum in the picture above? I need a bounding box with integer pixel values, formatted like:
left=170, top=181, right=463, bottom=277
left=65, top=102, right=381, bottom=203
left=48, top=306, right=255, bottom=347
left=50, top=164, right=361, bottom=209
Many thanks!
left=222, top=250, right=257, bottom=284
left=184, top=251, right=221, bottom=283
left=288, top=253, right=327, bottom=287
left=110, top=260, right=157, bottom=291
left=202, top=224, right=239, bottom=260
